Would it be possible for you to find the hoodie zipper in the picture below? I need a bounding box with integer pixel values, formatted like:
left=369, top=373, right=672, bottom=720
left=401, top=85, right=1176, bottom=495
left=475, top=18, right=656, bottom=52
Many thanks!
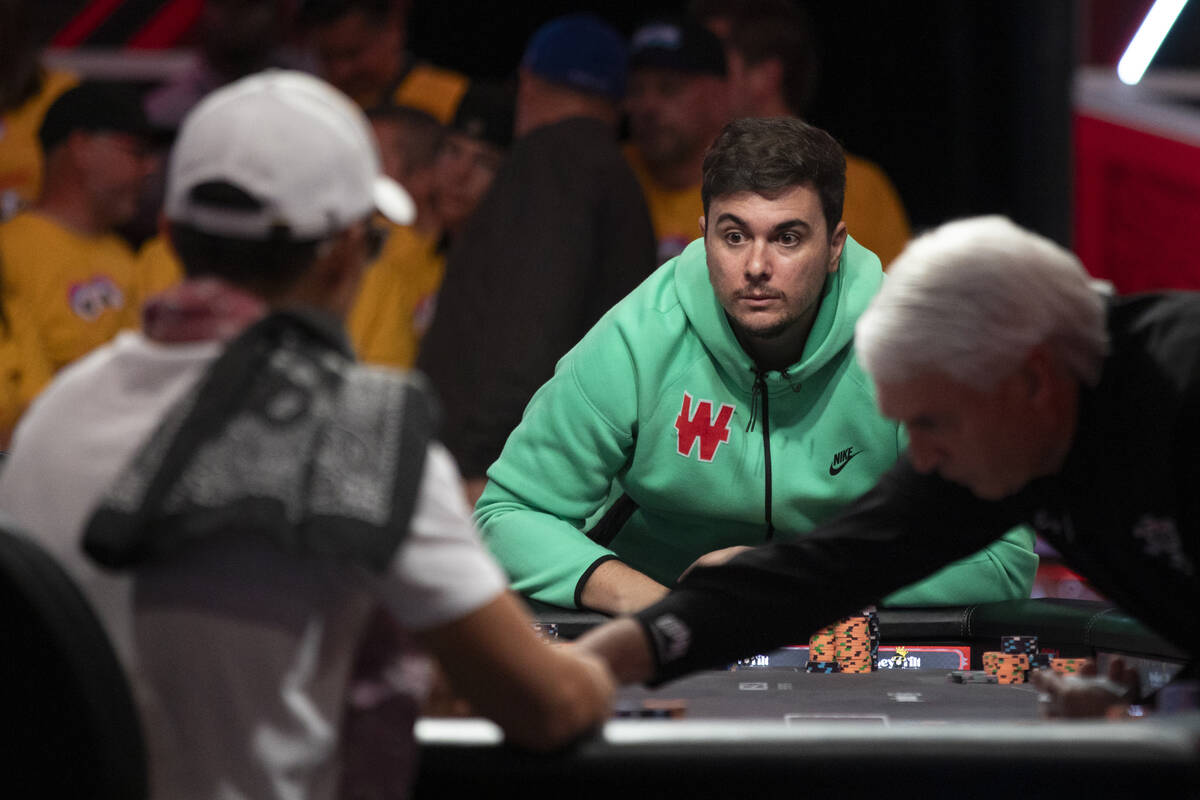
left=747, top=369, right=775, bottom=541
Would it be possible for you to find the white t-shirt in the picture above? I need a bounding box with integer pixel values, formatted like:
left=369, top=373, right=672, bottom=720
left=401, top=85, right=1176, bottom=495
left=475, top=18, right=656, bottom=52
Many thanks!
left=0, top=330, right=507, bottom=800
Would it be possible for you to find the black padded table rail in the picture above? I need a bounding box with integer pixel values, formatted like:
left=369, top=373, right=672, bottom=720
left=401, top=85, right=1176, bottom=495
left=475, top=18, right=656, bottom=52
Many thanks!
left=527, top=597, right=1188, bottom=662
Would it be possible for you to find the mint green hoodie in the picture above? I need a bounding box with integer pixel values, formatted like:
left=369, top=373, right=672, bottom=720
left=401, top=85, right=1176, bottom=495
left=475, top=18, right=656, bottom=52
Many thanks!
left=476, top=237, right=1037, bottom=608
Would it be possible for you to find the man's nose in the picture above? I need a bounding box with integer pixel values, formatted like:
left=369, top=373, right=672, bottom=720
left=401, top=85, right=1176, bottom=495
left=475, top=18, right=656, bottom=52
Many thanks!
left=744, top=240, right=770, bottom=280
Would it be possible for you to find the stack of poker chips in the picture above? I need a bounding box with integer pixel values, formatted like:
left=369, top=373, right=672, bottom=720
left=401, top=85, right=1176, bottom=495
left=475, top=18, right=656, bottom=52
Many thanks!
left=981, top=634, right=1095, bottom=684
left=530, top=622, right=559, bottom=641
left=982, top=651, right=1030, bottom=684
left=806, top=622, right=839, bottom=673
left=805, top=607, right=879, bottom=674
left=1048, top=657, right=1094, bottom=674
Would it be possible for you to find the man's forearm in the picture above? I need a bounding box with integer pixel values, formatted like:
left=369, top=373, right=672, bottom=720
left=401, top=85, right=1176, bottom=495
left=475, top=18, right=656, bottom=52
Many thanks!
left=579, top=559, right=669, bottom=615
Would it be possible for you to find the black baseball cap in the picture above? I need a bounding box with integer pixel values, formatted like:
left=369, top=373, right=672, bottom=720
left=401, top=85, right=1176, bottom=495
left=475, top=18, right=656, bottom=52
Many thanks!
left=629, top=18, right=727, bottom=77
left=450, top=82, right=516, bottom=150
left=38, top=82, right=156, bottom=152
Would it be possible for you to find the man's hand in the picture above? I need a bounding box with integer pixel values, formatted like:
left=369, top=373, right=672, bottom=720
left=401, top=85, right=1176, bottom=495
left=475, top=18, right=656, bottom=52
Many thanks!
left=574, top=617, right=656, bottom=685
left=678, top=545, right=754, bottom=582
left=1029, top=657, right=1141, bottom=719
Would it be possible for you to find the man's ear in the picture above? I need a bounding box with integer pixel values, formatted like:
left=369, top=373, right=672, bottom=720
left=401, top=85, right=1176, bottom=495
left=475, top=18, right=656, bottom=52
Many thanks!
left=699, top=215, right=707, bottom=238
left=1020, top=344, right=1060, bottom=407
left=828, top=220, right=847, bottom=274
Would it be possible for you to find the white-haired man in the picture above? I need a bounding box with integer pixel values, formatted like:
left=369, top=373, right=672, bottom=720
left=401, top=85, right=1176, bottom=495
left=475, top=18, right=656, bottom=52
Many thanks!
left=0, top=71, right=613, bottom=799
left=576, top=215, right=1199, bottom=717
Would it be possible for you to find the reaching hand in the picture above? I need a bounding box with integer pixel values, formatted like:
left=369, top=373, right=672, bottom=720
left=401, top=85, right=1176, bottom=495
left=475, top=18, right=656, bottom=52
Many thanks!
left=1029, top=657, right=1141, bottom=719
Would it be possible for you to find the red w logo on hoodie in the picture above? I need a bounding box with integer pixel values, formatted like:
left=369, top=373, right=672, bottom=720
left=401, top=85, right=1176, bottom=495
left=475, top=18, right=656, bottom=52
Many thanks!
left=674, top=392, right=735, bottom=462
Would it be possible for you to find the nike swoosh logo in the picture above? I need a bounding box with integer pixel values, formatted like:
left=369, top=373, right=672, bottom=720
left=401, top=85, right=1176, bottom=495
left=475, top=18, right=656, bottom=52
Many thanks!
left=829, top=449, right=863, bottom=476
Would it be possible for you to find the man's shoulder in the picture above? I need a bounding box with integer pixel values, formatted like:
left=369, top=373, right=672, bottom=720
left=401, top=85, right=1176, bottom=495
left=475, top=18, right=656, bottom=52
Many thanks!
left=0, top=213, right=134, bottom=258
left=516, top=118, right=623, bottom=165
left=0, top=211, right=51, bottom=242
left=1107, top=292, right=1200, bottom=377
left=395, top=62, right=468, bottom=124
left=568, top=260, right=692, bottom=362
left=31, top=333, right=214, bottom=409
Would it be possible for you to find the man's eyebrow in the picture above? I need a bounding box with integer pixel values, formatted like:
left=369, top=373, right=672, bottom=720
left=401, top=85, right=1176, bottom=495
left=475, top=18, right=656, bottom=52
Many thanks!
left=771, top=219, right=811, bottom=234
left=714, top=212, right=746, bottom=227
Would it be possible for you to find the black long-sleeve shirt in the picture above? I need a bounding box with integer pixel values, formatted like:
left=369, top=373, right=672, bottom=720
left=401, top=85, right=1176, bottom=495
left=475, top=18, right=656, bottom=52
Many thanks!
left=636, top=292, right=1200, bottom=684
left=418, top=117, right=657, bottom=479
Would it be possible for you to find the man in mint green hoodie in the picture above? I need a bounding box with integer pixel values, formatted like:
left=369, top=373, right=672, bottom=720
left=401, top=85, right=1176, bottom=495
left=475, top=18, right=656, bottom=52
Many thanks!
left=475, top=117, right=1037, bottom=615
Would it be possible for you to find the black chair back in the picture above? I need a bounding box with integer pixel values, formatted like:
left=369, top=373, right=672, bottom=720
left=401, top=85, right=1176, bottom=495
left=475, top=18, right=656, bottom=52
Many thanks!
left=0, top=514, right=148, bottom=799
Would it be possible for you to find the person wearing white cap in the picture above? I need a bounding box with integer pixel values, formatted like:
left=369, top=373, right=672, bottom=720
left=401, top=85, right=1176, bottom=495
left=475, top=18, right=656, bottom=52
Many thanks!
left=0, top=70, right=614, bottom=800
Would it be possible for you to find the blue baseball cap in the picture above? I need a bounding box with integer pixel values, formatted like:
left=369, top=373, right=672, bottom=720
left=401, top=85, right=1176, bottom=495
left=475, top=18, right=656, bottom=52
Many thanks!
left=521, top=13, right=628, bottom=100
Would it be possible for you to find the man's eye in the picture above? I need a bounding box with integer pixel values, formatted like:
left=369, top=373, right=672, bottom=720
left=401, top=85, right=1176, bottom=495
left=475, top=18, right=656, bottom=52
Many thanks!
left=724, top=231, right=745, bottom=244
left=778, top=233, right=799, bottom=246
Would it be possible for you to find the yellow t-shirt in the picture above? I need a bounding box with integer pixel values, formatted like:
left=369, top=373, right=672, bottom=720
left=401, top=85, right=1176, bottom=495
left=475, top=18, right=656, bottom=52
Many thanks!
left=623, top=144, right=703, bottom=266
left=133, top=234, right=185, bottom=302
left=0, top=213, right=141, bottom=372
left=347, top=224, right=444, bottom=369
left=0, top=70, right=78, bottom=220
left=0, top=299, right=53, bottom=446
left=389, top=63, right=469, bottom=124
left=844, top=154, right=911, bottom=269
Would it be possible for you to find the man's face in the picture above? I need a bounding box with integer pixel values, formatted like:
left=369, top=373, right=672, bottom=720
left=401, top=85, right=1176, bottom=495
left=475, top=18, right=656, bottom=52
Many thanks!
left=78, top=132, right=157, bottom=229
left=626, top=68, right=728, bottom=167
left=702, top=184, right=844, bottom=353
left=432, top=132, right=504, bottom=234
left=310, top=9, right=403, bottom=105
left=875, top=369, right=1047, bottom=500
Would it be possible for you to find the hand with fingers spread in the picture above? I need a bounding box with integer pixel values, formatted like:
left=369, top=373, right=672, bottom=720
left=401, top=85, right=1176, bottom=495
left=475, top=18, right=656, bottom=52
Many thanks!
left=1029, top=657, right=1141, bottom=719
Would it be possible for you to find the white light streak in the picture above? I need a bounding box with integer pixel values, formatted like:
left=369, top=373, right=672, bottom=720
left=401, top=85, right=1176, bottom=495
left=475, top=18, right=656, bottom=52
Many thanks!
left=1118, top=0, right=1189, bottom=85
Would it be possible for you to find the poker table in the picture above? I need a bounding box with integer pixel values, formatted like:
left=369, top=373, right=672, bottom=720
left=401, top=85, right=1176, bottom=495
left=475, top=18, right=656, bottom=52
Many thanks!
left=413, top=599, right=1200, bottom=799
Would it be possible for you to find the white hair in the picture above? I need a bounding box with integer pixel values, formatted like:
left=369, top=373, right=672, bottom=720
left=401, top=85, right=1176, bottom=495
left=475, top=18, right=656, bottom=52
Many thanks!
left=856, top=215, right=1109, bottom=389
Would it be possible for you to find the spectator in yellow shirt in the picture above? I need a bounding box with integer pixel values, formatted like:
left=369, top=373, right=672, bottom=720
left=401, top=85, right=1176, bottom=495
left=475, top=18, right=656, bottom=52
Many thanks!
left=623, top=17, right=731, bottom=265
left=349, top=83, right=514, bottom=368
left=0, top=83, right=158, bottom=373
left=299, top=0, right=467, bottom=122
left=0, top=264, right=53, bottom=448
left=0, top=0, right=77, bottom=219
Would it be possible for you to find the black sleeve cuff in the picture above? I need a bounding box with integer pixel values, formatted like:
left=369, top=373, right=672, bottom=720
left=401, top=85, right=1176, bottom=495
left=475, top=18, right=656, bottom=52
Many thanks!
left=574, top=554, right=620, bottom=611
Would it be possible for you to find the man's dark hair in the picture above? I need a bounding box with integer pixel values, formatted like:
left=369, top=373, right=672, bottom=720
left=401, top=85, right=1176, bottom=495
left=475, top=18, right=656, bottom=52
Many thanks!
left=701, top=116, right=844, bottom=237
left=167, top=182, right=322, bottom=296
left=691, top=0, right=819, bottom=117
left=297, top=0, right=406, bottom=28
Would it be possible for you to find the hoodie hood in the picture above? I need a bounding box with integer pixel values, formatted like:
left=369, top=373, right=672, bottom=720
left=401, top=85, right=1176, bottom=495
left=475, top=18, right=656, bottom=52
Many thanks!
left=673, top=234, right=884, bottom=392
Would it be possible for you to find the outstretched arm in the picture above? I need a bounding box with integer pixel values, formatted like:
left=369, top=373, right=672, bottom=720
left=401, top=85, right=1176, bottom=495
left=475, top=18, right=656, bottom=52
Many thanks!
left=580, top=461, right=1025, bottom=685
left=418, top=590, right=615, bottom=751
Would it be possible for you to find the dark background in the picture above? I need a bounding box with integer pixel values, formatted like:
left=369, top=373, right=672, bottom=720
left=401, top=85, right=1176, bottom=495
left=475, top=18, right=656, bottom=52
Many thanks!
left=31, top=0, right=1200, bottom=247
left=409, top=0, right=1084, bottom=243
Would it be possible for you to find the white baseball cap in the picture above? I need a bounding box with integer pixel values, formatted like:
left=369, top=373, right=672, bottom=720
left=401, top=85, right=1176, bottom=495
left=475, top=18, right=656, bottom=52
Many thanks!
left=165, top=70, right=414, bottom=240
